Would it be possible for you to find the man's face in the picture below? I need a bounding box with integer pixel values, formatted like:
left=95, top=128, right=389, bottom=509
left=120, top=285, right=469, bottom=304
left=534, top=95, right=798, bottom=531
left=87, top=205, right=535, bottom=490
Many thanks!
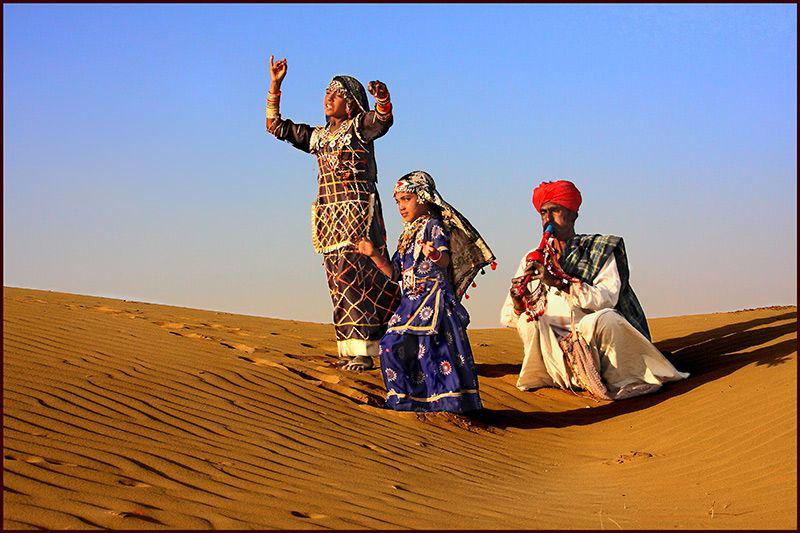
left=539, top=202, right=577, bottom=238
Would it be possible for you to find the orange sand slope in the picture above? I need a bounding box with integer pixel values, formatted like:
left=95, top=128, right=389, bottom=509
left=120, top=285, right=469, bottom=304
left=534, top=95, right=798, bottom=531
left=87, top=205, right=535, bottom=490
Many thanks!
left=3, top=287, right=796, bottom=529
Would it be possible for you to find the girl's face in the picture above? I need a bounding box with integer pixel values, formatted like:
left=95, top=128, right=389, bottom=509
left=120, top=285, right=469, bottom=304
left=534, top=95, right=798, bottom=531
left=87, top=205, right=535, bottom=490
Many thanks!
left=394, top=192, right=429, bottom=222
left=324, top=89, right=349, bottom=119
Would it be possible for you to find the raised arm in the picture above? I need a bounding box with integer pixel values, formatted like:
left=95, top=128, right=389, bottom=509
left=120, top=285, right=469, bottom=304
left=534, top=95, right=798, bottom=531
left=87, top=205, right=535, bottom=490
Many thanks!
left=266, top=55, right=314, bottom=153
left=354, top=80, right=394, bottom=143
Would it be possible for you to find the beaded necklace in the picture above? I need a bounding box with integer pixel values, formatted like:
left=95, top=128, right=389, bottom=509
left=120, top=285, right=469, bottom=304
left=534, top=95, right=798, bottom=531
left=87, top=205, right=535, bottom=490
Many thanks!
left=397, top=215, right=430, bottom=256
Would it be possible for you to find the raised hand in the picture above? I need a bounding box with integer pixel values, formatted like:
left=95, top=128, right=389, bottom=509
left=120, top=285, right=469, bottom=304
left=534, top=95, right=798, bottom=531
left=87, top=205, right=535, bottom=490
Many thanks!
left=367, top=80, right=389, bottom=101
left=421, top=241, right=437, bottom=258
left=269, top=55, right=288, bottom=84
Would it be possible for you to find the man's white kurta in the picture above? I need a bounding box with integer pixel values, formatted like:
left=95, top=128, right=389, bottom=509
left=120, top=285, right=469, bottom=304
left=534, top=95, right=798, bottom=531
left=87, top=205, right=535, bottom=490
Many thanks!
left=501, top=250, right=688, bottom=393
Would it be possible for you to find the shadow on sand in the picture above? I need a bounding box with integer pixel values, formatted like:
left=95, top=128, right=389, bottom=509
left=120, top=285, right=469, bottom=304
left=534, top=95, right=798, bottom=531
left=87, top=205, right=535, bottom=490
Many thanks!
left=474, top=310, right=796, bottom=430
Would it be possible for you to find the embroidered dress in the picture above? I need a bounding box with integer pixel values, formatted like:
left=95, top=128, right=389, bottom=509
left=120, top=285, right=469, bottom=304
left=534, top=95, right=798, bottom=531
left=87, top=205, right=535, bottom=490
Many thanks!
left=269, top=79, right=399, bottom=357
left=380, top=216, right=482, bottom=413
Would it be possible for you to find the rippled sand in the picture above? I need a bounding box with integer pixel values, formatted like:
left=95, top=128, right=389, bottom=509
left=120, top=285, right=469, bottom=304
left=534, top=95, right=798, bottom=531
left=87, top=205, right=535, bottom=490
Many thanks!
left=3, top=287, right=796, bottom=529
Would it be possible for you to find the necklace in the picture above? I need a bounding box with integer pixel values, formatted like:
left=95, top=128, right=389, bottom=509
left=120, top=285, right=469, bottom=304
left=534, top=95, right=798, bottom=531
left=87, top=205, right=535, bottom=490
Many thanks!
left=397, top=215, right=430, bottom=256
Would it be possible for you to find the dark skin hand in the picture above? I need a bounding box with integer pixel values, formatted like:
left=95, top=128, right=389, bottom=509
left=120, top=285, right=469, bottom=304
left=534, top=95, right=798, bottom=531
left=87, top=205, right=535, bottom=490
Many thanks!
left=367, top=80, right=389, bottom=100
left=523, top=261, right=569, bottom=291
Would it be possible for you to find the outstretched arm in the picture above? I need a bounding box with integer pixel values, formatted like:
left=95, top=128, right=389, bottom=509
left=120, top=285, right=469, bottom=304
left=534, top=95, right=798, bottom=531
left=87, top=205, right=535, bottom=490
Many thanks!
left=357, top=238, right=396, bottom=279
left=355, top=80, right=394, bottom=143
left=266, top=55, right=314, bottom=152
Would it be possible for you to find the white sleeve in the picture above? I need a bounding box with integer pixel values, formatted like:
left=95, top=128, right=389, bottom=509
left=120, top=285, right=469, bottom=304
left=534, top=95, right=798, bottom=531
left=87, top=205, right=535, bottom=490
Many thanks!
left=500, top=251, right=535, bottom=328
left=566, top=254, right=621, bottom=311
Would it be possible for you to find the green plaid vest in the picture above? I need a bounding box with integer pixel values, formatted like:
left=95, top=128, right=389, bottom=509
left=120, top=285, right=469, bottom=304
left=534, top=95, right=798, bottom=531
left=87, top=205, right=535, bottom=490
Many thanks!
left=559, top=234, right=651, bottom=341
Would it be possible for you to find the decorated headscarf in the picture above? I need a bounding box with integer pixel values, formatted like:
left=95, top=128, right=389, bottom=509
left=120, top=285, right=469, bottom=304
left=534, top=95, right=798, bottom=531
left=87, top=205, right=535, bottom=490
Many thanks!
left=327, top=75, right=369, bottom=120
left=393, top=171, right=496, bottom=300
left=532, top=180, right=582, bottom=213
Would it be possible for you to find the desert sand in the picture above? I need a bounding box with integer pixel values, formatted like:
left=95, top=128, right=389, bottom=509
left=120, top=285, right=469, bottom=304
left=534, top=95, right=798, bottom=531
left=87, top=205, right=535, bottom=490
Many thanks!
left=3, top=286, right=796, bottom=529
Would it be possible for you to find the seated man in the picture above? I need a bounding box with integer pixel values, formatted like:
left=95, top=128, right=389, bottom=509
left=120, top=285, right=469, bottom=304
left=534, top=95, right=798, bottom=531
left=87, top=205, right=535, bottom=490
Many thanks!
left=500, top=180, right=688, bottom=399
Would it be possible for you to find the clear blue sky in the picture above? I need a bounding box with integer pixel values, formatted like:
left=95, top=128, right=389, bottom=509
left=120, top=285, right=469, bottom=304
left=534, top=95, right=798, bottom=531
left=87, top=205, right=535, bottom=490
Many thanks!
left=4, top=4, right=797, bottom=327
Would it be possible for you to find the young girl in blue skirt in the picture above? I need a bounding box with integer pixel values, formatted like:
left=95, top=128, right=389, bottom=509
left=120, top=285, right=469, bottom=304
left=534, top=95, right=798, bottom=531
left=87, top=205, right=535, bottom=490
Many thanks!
left=357, top=171, right=495, bottom=413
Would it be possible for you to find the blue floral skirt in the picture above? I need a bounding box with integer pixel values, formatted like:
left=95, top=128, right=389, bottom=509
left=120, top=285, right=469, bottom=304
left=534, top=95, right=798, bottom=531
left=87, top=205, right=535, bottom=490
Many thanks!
left=379, top=313, right=482, bottom=413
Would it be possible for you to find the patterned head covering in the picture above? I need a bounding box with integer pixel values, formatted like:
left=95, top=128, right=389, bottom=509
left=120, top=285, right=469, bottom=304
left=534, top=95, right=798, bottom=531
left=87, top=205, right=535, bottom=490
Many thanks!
left=393, top=171, right=495, bottom=299
left=327, top=75, right=369, bottom=118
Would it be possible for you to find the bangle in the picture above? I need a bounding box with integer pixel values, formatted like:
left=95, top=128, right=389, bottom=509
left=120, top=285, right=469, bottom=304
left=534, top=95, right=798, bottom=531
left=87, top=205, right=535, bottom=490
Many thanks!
left=429, top=248, right=442, bottom=262
left=375, top=101, right=392, bottom=114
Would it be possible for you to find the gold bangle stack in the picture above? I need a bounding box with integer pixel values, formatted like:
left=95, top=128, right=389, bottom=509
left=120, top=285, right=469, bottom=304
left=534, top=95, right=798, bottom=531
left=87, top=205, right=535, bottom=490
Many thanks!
left=266, top=91, right=281, bottom=120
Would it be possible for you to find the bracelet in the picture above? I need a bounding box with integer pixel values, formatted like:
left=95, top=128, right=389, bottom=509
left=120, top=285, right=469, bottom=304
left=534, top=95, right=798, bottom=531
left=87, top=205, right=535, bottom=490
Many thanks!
left=266, top=108, right=280, bottom=120
left=376, top=101, right=392, bottom=114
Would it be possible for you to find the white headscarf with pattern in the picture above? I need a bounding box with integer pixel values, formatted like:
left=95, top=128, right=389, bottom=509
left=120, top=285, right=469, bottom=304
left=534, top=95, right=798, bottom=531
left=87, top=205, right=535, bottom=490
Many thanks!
left=393, top=171, right=495, bottom=299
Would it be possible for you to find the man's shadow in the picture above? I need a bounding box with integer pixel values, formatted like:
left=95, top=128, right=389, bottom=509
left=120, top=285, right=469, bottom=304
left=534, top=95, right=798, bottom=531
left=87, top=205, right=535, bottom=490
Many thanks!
left=473, top=311, right=796, bottom=430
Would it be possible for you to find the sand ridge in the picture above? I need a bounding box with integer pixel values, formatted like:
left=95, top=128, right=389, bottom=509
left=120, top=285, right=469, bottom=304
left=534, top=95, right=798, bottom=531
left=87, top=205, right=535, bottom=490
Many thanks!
left=3, top=287, right=796, bottom=529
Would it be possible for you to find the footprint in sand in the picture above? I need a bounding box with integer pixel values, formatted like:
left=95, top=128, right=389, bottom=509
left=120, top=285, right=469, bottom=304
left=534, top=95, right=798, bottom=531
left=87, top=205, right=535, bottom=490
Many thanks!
left=185, top=332, right=212, bottom=340
left=167, top=330, right=213, bottom=341
left=606, top=451, right=654, bottom=465
left=153, top=321, right=186, bottom=329
left=220, top=342, right=255, bottom=353
left=238, top=355, right=287, bottom=369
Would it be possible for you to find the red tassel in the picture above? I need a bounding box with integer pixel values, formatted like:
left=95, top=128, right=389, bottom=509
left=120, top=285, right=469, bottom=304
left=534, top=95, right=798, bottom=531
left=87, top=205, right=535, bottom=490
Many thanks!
left=465, top=294, right=470, bottom=299
left=490, top=261, right=497, bottom=270
left=471, top=282, right=477, bottom=288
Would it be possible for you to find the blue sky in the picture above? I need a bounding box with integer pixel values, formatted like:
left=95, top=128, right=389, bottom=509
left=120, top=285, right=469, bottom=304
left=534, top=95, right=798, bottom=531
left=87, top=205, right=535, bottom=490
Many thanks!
left=4, top=4, right=796, bottom=327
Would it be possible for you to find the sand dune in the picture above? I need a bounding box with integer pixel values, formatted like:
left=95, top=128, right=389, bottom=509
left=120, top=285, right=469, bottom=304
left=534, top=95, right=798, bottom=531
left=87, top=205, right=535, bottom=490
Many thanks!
left=3, top=287, right=796, bottom=529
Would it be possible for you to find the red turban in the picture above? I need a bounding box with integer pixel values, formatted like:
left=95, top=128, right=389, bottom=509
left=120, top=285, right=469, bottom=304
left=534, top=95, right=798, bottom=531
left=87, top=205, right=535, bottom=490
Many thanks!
left=532, top=180, right=582, bottom=213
